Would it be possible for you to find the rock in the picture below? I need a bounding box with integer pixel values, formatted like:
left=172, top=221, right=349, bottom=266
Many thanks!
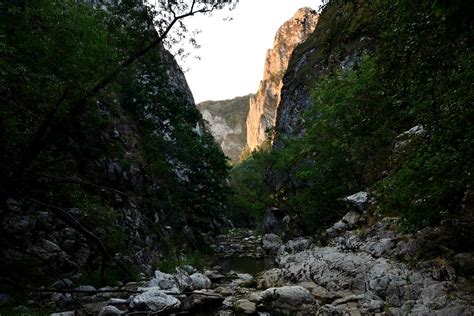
left=215, top=287, right=233, bottom=296
left=181, top=265, right=196, bottom=274
left=204, top=269, right=225, bottom=282
left=297, top=282, right=341, bottom=305
left=148, top=270, right=176, bottom=290
left=237, top=273, right=254, bottom=281
left=342, top=210, right=362, bottom=227
left=175, top=268, right=193, bottom=291
left=0, top=294, right=13, bottom=306
left=99, top=305, right=123, bottom=316
left=453, top=252, right=474, bottom=274
left=107, top=298, right=128, bottom=310
left=279, top=237, right=313, bottom=255
left=332, top=294, right=365, bottom=306
left=2, top=215, right=34, bottom=234
left=361, top=299, right=384, bottom=313
left=260, top=286, right=318, bottom=314
left=50, top=312, right=75, bottom=316
left=394, top=125, right=425, bottom=150
left=75, top=285, right=97, bottom=294
left=129, top=288, right=180, bottom=312
left=52, top=279, right=73, bottom=289
left=257, top=268, right=283, bottom=289
left=51, top=293, right=75, bottom=309
left=187, top=290, right=224, bottom=310
left=233, top=299, right=257, bottom=314
left=344, top=191, right=368, bottom=211
left=190, top=272, right=211, bottom=290
left=262, top=234, right=282, bottom=255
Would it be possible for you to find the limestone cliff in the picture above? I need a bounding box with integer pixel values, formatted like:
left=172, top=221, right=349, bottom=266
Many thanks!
left=245, top=8, right=318, bottom=152
left=198, top=95, right=251, bottom=163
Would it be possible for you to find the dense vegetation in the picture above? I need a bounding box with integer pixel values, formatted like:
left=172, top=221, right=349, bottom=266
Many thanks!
left=0, top=0, right=230, bottom=292
left=230, top=0, right=473, bottom=242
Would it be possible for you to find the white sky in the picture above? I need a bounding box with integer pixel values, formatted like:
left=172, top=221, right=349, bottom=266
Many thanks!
left=180, top=0, right=323, bottom=103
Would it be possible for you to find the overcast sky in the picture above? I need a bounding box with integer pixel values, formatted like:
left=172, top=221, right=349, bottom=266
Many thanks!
left=179, top=0, right=323, bottom=103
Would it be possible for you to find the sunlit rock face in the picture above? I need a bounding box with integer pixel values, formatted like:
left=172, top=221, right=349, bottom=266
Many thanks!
left=246, top=8, right=318, bottom=151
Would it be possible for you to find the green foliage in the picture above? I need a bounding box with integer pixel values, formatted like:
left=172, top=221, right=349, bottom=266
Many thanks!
left=156, top=251, right=207, bottom=274
left=227, top=141, right=274, bottom=226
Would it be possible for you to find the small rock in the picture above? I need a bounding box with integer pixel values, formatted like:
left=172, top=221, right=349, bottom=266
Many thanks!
left=215, top=287, right=233, bottom=296
left=204, top=270, right=225, bottom=282
left=233, top=299, right=257, bottom=314
left=99, top=305, right=123, bottom=316
left=50, top=312, right=75, bottom=316
left=107, top=298, right=128, bottom=310
left=344, top=191, right=368, bottom=211
left=52, top=279, right=73, bottom=289
left=148, top=270, right=176, bottom=290
left=130, top=288, right=180, bottom=312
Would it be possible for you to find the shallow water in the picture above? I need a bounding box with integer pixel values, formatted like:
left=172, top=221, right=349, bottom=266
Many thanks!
left=218, top=255, right=275, bottom=275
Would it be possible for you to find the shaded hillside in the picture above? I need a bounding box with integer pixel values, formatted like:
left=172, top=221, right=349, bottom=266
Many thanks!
left=0, top=0, right=229, bottom=296
left=198, top=95, right=251, bottom=162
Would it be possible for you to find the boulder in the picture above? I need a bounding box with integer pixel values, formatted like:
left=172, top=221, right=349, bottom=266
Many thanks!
left=99, top=305, right=123, bottom=316
left=130, top=288, right=180, bottom=312
left=187, top=290, right=224, bottom=310
left=260, top=286, right=318, bottom=314
left=175, top=268, right=193, bottom=291
left=261, top=234, right=282, bottom=256
left=233, top=299, right=257, bottom=314
left=257, top=268, right=283, bottom=289
left=344, top=191, right=368, bottom=211
left=107, top=298, right=128, bottom=310
left=204, top=269, right=225, bottom=282
left=341, top=210, right=362, bottom=227
left=190, top=272, right=211, bottom=290
left=279, top=237, right=313, bottom=255
left=148, top=271, right=176, bottom=290
left=453, top=252, right=474, bottom=275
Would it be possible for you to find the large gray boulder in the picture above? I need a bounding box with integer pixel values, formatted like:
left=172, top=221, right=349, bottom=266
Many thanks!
left=260, top=286, right=318, bottom=314
left=130, top=288, right=180, bottom=312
